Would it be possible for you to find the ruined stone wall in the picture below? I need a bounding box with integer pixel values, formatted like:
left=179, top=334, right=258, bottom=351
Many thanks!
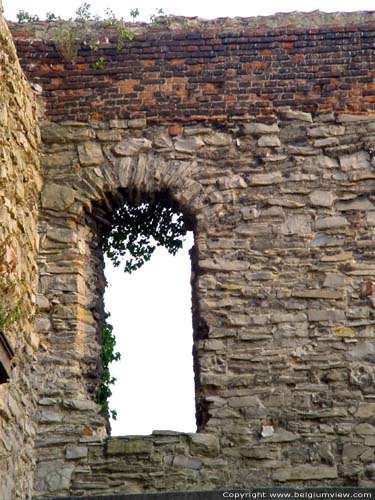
left=0, top=7, right=41, bottom=500
left=34, top=114, right=375, bottom=497
left=5, top=10, right=375, bottom=499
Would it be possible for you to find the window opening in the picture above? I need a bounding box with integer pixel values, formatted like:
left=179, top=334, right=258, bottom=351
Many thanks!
left=97, top=196, right=196, bottom=435
left=105, top=233, right=195, bottom=435
left=0, top=331, right=15, bottom=384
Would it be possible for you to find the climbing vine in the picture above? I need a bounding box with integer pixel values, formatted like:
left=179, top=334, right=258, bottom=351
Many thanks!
left=96, top=313, right=121, bottom=420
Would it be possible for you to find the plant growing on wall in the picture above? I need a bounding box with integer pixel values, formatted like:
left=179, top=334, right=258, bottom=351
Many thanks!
left=16, top=3, right=169, bottom=65
left=96, top=313, right=121, bottom=420
left=16, top=10, right=40, bottom=22
left=0, top=300, right=21, bottom=331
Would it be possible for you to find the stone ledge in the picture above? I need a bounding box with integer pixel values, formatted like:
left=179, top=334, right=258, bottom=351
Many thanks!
left=7, top=10, right=375, bottom=40
left=34, top=492, right=226, bottom=500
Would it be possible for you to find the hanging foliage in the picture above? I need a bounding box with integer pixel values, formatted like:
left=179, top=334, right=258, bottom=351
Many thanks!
left=98, top=200, right=187, bottom=420
left=102, top=201, right=187, bottom=274
left=96, top=313, right=121, bottom=420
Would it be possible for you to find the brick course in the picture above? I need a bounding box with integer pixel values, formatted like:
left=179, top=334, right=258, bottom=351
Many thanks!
left=9, top=13, right=375, bottom=123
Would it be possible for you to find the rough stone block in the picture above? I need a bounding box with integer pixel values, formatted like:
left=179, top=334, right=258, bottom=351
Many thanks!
left=273, top=465, right=338, bottom=482
left=107, top=439, right=153, bottom=455
left=78, top=142, right=105, bottom=166
left=112, top=138, right=152, bottom=156
left=41, top=183, right=76, bottom=211
left=355, top=403, right=375, bottom=418
left=309, top=190, right=335, bottom=207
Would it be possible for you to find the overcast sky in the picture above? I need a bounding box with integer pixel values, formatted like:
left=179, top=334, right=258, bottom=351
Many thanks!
left=4, top=0, right=374, bottom=435
left=4, top=0, right=375, bottom=21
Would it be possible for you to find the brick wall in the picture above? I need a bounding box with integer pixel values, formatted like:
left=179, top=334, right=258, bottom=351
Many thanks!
left=8, top=11, right=375, bottom=123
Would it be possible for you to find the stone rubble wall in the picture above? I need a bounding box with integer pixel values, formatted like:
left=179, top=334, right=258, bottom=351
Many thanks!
left=8, top=11, right=375, bottom=123
left=4, top=11, right=375, bottom=499
left=0, top=9, right=41, bottom=500
left=34, top=113, right=375, bottom=497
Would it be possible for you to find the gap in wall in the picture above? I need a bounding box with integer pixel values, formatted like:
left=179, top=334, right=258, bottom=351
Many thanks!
left=104, top=232, right=196, bottom=436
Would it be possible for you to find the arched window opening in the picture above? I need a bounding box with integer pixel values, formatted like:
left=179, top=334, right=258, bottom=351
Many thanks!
left=0, top=331, right=14, bottom=384
left=90, top=190, right=198, bottom=435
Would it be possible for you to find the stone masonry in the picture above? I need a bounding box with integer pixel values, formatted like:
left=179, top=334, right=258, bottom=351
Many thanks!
left=3, top=8, right=375, bottom=499
left=0, top=3, right=41, bottom=499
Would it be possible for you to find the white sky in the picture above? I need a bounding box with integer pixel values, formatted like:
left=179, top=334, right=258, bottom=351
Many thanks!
left=105, top=235, right=195, bottom=435
left=3, top=0, right=375, bottom=21
left=4, top=0, right=374, bottom=435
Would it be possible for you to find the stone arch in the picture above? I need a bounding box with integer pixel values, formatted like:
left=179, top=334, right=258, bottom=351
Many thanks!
left=34, top=123, right=239, bottom=495
left=74, top=147, right=207, bottom=426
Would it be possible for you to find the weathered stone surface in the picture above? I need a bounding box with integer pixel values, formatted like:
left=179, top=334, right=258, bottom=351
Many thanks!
left=262, top=429, right=300, bottom=443
left=112, top=138, right=152, bottom=156
left=258, top=135, right=281, bottom=147
left=171, top=455, right=203, bottom=470
left=335, top=197, right=374, bottom=211
left=241, top=446, right=280, bottom=459
left=342, top=444, right=366, bottom=461
left=355, top=403, right=375, bottom=418
left=0, top=15, right=40, bottom=499
left=249, top=172, right=283, bottom=185
left=174, top=136, right=204, bottom=152
left=243, top=123, right=279, bottom=135
left=128, top=118, right=147, bottom=129
left=308, top=125, right=345, bottom=138
left=307, top=310, right=346, bottom=322
left=280, top=215, right=311, bottom=235
left=337, top=114, right=375, bottom=123
left=309, top=190, right=335, bottom=207
left=189, top=434, right=220, bottom=456
left=354, top=424, right=375, bottom=436
left=309, top=234, right=344, bottom=247
left=42, top=122, right=95, bottom=143
left=292, top=289, right=343, bottom=300
left=273, top=465, right=338, bottom=482
left=320, top=252, right=353, bottom=262
left=77, top=142, right=105, bottom=166
left=6, top=14, right=375, bottom=498
left=227, top=396, right=265, bottom=409
left=107, top=438, right=153, bottom=455
left=41, top=183, right=76, bottom=211
left=35, top=408, right=62, bottom=424
left=203, top=133, right=232, bottom=146
left=339, top=151, right=371, bottom=171
left=281, top=110, right=312, bottom=122
left=314, top=216, right=348, bottom=230
left=35, top=461, right=74, bottom=492
left=66, top=445, right=88, bottom=459
left=63, top=399, right=100, bottom=411
left=199, top=259, right=249, bottom=271
left=323, top=273, right=345, bottom=288
left=349, top=170, right=375, bottom=181
left=345, top=342, right=375, bottom=360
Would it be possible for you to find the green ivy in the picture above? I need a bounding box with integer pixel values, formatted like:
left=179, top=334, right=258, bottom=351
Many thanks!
left=96, top=313, right=121, bottom=420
